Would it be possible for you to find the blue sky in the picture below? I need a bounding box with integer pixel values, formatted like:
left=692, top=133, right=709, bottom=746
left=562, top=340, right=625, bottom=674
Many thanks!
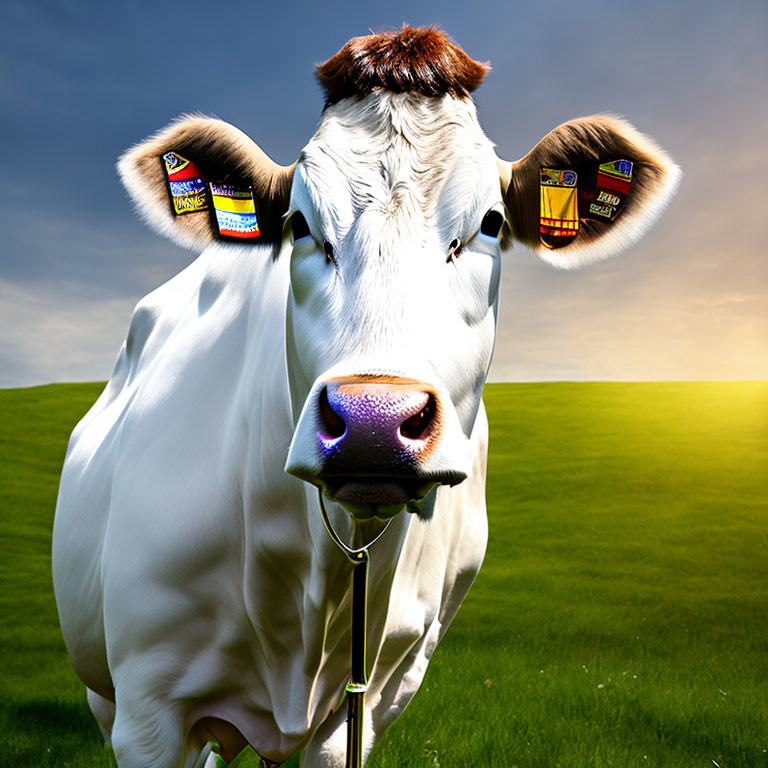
left=1, top=0, right=766, bottom=386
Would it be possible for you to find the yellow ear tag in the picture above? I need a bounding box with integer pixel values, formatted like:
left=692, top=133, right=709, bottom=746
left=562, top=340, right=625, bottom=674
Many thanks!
left=209, top=183, right=261, bottom=240
left=539, top=168, right=578, bottom=249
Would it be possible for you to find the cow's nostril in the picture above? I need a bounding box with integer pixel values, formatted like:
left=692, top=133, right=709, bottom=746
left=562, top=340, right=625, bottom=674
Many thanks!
left=399, top=394, right=436, bottom=440
left=318, top=386, right=346, bottom=439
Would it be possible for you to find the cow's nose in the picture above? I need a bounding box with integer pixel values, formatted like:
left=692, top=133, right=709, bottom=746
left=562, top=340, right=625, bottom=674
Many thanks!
left=284, top=373, right=470, bottom=518
left=317, top=381, right=438, bottom=448
left=311, top=377, right=456, bottom=511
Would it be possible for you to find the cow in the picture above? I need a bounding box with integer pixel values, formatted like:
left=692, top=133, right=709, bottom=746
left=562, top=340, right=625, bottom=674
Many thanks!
left=52, top=26, right=679, bottom=768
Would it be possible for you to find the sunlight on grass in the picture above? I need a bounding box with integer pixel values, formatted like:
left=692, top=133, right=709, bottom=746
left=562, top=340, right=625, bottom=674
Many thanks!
left=1, top=382, right=766, bottom=767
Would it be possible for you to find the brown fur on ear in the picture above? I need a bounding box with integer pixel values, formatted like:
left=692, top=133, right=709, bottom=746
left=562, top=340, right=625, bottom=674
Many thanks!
left=118, top=115, right=295, bottom=251
left=316, top=26, right=490, bottom=106
left=503, top=115, right=680, bottom=267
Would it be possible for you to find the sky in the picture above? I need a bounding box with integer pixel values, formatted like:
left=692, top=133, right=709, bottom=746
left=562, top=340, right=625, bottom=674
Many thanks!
left=0, top=0, right=766, bottom=387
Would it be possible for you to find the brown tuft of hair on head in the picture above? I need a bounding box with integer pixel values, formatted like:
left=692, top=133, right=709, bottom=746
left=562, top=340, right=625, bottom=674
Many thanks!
left=316, top=25, right=490, bottom=106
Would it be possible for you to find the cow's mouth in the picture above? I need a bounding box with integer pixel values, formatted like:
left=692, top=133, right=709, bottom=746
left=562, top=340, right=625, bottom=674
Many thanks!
left=321, top=476, right=436, bottom=519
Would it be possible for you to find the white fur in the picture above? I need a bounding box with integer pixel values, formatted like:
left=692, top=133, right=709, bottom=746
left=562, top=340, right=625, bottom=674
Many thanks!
left=286, top=93, right=502, bottom=432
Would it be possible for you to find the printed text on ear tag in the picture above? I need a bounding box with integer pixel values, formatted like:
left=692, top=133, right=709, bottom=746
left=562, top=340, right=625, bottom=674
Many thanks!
left=539, top=168, right=579, bottom=249
left=162, top=152, right=208, bottom=215
left=209, top=183, right=261, bottom=240
left=586, top=159, right=634, bottom=221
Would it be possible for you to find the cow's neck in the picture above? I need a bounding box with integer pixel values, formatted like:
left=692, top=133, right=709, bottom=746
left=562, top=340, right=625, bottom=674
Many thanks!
left=225, top=241, right=410, bottom=741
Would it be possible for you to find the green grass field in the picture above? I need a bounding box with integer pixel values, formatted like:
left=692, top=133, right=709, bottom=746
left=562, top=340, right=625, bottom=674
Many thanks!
left=1, top=382, right=766, bottom=767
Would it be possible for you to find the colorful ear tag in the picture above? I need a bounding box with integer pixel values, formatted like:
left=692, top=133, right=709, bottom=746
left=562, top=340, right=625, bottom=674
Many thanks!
left=539, top=168, right=579, bottom=249
left=586, top=159, right=633, bottom=221
left=209, top=183, right=261, bottom=240
left=162, top=152, right=208, bottom=215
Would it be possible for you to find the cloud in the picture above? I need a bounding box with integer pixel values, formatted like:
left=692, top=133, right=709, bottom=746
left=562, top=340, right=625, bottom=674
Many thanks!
left=488, top=244, right=768, bottom=382
left=0, top=279, right=135, bottom=387
left=705, top=293, right=760, bottom=307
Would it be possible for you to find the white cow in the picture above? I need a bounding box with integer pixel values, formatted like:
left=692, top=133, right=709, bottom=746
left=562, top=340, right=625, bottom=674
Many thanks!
left=53, top=27, right=679, bottom=768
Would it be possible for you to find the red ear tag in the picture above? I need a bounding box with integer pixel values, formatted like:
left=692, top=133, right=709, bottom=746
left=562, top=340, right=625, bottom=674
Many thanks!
left=162, top=152, right=208, bottom=215
left=539, top=168, right=579, bottom=249
left=586, top=159, right=633, bottom=221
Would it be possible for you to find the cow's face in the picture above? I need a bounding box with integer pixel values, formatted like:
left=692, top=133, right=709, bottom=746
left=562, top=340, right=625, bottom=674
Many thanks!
left=117, top=28, right=680, bottom=521
left=283, top=92, right=503, bottom=517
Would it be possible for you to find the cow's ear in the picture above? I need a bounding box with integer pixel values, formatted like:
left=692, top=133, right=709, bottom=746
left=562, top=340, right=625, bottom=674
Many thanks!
left=498, top=115, right=680, bottom=268
left=117, top=114, right=295, bottom=251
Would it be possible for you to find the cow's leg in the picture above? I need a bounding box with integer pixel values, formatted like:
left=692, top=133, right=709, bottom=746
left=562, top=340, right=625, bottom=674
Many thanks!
left=110, top=699, right=231, bottom=768
left=87, top=687, right=217, bottom=768
left=87, top=687, right=116, bottom=743
left=109, top=690, right=188, bottom=768
left=302, top=702, right=374, bottom=768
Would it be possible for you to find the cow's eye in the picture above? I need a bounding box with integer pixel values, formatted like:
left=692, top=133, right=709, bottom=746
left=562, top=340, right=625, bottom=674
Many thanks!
left=324, top=241, right=337, bottom=265
left=480, top=209, right=504, bottom=238
left=447, top=238, right=462, bottom=262
left=292, top=212, right=311, bottom=241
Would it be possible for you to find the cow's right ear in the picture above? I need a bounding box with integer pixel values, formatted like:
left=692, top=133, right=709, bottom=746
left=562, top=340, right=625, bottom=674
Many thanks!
left=498, top=115, right=680, bottom=269
left=117, top=115, right=295, bottom=251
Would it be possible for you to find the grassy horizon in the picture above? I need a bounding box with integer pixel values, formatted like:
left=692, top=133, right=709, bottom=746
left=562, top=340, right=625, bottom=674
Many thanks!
left=1, top=381, right=766, bottom=767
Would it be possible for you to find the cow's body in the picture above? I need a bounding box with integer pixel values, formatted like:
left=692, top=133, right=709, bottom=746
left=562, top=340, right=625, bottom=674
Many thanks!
left=53, top=27, right=679, bottom=768
left=54, top=234, right=489, bottom=767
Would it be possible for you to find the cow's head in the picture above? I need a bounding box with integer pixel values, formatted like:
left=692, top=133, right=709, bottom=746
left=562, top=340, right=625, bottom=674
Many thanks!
left=118, top=27, right=679, bottom=521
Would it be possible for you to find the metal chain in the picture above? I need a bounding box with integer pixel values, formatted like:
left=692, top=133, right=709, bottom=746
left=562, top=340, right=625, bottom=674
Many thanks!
left=317, top=489, right=393, bottom=561
left=317, top=489, right=394, bottom=767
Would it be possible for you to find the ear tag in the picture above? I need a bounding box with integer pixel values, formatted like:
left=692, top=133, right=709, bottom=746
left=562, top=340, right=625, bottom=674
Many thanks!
left=162, top=151, right=208, bottom=215
left=209, top=182, right=261, bottom=240
left=539, top=168, right=579, bottom=249
left=587, top=159, right=633, bottom=221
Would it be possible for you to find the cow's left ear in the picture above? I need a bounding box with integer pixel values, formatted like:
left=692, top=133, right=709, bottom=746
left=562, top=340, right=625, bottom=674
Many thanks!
left=118, top=114, right=295, bottom=251
left=498, top=115, right=681, bottom=268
